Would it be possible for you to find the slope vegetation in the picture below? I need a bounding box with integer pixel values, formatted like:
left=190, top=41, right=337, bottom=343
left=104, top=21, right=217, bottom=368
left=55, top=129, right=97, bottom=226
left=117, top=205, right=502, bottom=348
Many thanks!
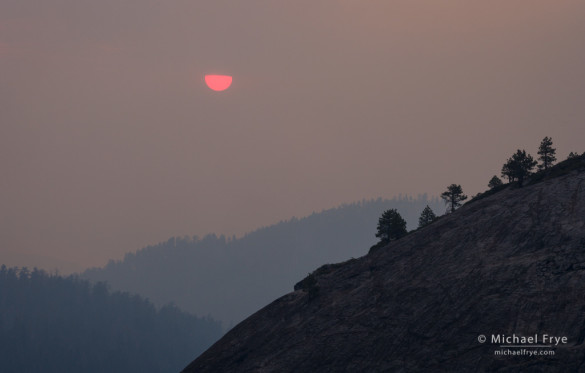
left=0, top=268, right=221, bottom=373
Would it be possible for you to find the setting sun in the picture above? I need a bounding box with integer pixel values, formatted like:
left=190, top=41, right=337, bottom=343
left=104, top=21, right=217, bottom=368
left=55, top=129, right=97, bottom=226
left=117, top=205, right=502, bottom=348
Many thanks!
left=205, top=74, right=233, bottom=91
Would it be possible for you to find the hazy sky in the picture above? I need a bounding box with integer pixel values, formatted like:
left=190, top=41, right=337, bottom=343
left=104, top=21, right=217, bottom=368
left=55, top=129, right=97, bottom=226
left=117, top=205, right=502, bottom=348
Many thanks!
left=2, top=1, right=584, bottom=273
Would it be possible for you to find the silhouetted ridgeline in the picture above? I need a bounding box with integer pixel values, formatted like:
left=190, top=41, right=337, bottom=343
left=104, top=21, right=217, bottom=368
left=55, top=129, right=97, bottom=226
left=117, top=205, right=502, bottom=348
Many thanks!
left=0, top=266, right=221, bottom=373
left=183, top=159, right=585, bottom=372
left=83, top=196, right=442, bottom=326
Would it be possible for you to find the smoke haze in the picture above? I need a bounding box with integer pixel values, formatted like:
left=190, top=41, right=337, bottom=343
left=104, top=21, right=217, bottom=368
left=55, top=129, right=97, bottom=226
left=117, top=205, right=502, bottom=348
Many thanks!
left=1, top=1, right=584, bottom=272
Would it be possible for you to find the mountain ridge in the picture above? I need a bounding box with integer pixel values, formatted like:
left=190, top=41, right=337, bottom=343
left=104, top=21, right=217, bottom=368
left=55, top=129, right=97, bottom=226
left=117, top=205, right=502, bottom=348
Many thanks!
left=83, top=196, right=442, bottom=326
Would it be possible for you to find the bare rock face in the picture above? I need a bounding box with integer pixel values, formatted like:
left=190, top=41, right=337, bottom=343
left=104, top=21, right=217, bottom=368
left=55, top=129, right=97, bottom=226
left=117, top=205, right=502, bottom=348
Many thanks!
left=183, top=167, right=585, bottom=372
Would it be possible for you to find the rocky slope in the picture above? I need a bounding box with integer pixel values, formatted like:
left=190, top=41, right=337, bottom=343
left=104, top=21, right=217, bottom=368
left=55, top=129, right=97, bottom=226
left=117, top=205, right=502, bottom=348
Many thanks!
left=183, top=163, right=585, bottom=372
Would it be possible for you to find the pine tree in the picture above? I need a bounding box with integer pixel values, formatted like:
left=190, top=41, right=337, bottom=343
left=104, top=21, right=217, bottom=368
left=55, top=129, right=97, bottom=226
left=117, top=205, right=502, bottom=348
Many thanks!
left=418, top=205, right=437, bottom=228
left=441, top=184, right=467, bottom=213
left=501, top=149, right=537, bottom=187
left=488, top=175, right=503, bottom=189
left=375, top=209, right=407, bottom=245
left=537, top=136, right=556, bottom=170
left=567, top=152, right=580, bottom=159
left=501, top=162, right=515, bottom=183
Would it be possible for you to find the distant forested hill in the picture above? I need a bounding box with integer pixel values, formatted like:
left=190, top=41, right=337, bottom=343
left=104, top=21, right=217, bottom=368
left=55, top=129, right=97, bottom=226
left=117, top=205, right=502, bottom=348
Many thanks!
left=0, top=266, right=221, bottom=373
left=83, top=196, right=442, bottom=326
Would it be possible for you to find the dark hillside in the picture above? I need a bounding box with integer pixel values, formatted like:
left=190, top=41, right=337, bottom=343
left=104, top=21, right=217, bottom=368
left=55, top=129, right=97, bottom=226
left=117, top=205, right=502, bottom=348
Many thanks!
left=184, top=163, right=585, bottom=372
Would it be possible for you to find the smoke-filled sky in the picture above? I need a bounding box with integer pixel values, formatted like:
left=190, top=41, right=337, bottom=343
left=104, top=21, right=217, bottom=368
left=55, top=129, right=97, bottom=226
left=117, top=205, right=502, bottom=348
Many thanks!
left=2, top=1, right=584, bottom=272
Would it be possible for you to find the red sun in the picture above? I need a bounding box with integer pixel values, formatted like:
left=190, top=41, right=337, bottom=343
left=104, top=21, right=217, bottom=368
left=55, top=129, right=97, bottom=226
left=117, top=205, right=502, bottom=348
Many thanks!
left=205, top=74, right=233, bottom=91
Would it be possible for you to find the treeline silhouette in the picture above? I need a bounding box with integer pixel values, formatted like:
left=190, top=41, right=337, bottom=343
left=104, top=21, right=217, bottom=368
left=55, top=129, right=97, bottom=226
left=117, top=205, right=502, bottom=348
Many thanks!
left=372, top=138, right=584, bottom=249
left=83, top=196, right=443, bottom=327
left=0, top=266, right=221, bottom=373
